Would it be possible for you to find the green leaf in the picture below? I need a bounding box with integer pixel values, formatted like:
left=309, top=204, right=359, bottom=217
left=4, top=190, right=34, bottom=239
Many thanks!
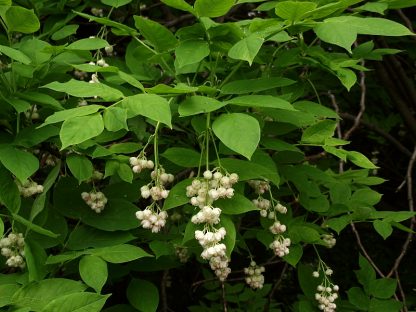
left=282, top=244, right=303, bottom=267
left=162, top=147, right=201, bottom=167
left=356, top=2, right=388, bottom=14
left=373, top=220, right=393, bottom=240
left=226, top=95, right=296, bottom=110
left=12, top=214, right=59, bottom=238
left=127, top=279, right=159, bottom=312
left=275, top=1, right=317, bottom=22
left=336, top=67, right=357, bottom=90
left=60, top=114, right=104, bottom=149
left=12, top=278, right=87, bottom=311
left=66, top=225, right=135, bottom=250
left=0, top=284, right=19, bottom=308
left=351, top=188, right=382, bottom=206
left=4, top=6, right=40, bottom=34
left=348, top=287, right=370, bottom=310
left=369, top=278, right=397, bottom=299
left=121, top=94, right=172, bottom=128
left=228, top=35, right=264, bottom=65
left=355, top=254, right=376, bottom=290
left=41, top=105, right=103, bottom=127
left=24, top=240, right=47, bottom=282
left=42, top=293, right=110, bottom=312
left=0, top=0, right=11, bottom=5
left=0, top=45, right=31, bottom=64
left=219, top=215, right=236, bottom=257
left=175, top=40, right=210, bottom=68
left=149, top=241, right=175, bottom=259
left=43, top=80, right=124, bottom=101
left=216, top=193, right=258, bottom=214
left=163, top=179, right=192, bottom=210
left=0, top=146, right=39, bottom=182
left=90, top=244, right=152, bottom=263
left=0, top=165, right=21, bottom=213
left=194, top=0, right=235, bottom=17
left=179, top=96, right=226, bottom=116
left=82, top=199, right=140, bottom=231
left=79, top=255, right=108, bottom=293
left=66, top=38, right=109, bottom=50
left=314, top=16, right=413, bottom=52
left=161, top=0, right=195, bottom=13
left=302, top=120, right=337, bottom=144
left=51, top=25, right=79, bottom=40
left=369, top=298, right=402, bottom=312
left=101, top=0, right=132, bottom=8
left=66, top=155, right=94, bottom=183
left=17, top=91, right=64, bottom=111
left=103, top=107, right=128, bottom=132
left=0, top=218, right=3, bottom=237
left=133, top=16, right=177, bottom=52
left=212, top=113, right=260, bottom=159
left=221, top=77, right=295, bottom=94
left=346, top=151, right=378, bottom=169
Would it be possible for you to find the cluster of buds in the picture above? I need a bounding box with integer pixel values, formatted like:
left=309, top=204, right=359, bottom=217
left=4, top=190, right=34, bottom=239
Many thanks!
left=270, top=236, right=291, bottom=257
left=74, top=70, right=88, bottom=80
left=129, top=155, right=154, bottom=173
left=89, top=73, right=100, bottom=84
left=91, top=7, right=104, bottom=17
left=135, top=209, right=167, bottom=233
left=105, top=45, right=114, bottom=56
left=244, top=261, right=265, bottom=289
left=269, top=220, right=287, bottom=234
left=25, top=105, right=39, bottom=120
left=315, top=284, right=339, bottom=312
left=44, top=153, right=59, bottom=166
left=322, top=234, right=336, bottom=248
left=248, top=180, right=270, bottom=194
left=89, top=59, right=109, bottom=68
left=17, top=180, right=43, bottom=197
left=81, top=191, right=108, bottom=213
left=175, top=246, right=189, bottom=263
left=187, top=169, right=239, bottom=281
left=136, top=165, right=173, bottom=233
left=186, top=170, right=238, bottom=208
left=0, top=233, right=25, bottom=268
left=78, top=99, right=88, bottom=106
left=86, top=170, right=104, bottom=183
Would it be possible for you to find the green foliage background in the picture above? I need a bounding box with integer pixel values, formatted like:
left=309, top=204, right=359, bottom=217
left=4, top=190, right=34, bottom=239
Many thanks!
left=0, top=0, right=415, bottom=311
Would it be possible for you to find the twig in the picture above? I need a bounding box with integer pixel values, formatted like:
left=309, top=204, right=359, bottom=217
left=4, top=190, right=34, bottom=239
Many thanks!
left=339, top=113, right=412, bottom=158
left=221, top=282, right=228, bottom=312
left=328, top=91, right=344, bottom=173
left=161, top=270, right=169, bottom=312
left=264, top=263, right=289, bottom=312
left=387, top=145, right=416, bottom=278
left=397, top=9, right=416, bottom=41
left=343, top=64, right=366, bottom=140
left=395, top=270, right=408, bottom=312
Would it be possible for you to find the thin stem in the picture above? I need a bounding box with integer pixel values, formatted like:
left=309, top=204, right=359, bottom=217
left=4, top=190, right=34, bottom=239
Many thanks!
left=154, top=122, right=161, bottom=184
left=205, top=113, right=211, bottom=171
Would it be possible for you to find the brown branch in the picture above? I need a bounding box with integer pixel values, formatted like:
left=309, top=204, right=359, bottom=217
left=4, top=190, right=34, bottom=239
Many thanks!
left=397, top=9, right=416, bottom=41
left=221, top=282, right=228, bottom=312
left=395, top=270, right=408, bottom=312
left=343, top=64, right=366, bottom=140
left=375, top=63, right=416, bottom=139
left=264, top=263, right=289, bottom=312
left=339, top=113, right=412, bottom=157
left=161, top=270, right=169, bottom=312
left=387, top=145, right=416, bottom=278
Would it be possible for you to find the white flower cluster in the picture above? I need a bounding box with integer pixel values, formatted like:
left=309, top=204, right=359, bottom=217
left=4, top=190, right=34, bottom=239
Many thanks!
left=322, top=234, right=336, bottom=248
left=135, top=209, right=167, bottom=233
left=81, top=191, right=108, bottom=213
left=186, top=170, right=238, bottom=208
left=248, top=180, right=270, bottom=194
left=244, top=261, right=265, bottom=289
left=136, top=166, right=173, bottom=233
left=105, top=45, right=114, bottom=56
left=44, top=153, right=59, bottom=166
left=25, top=105, right=39, bottom=120
left=175, top=246, right=189, bottom=263
left=17, top=180, right=43, bottom=197
left=270, top=236, right=291, bottom=257
left=315, top=284, right=339, bottom=312
left=269, top=220, right=287, bottom=234
left=74, top=70, right=88, bottom=80
left=129, top=155, right=154, bottom=173
left=91, top=7, right=104, bottom=17
left=89, top=73, right=100, bottom=84
left=0, top=233, right=25, bottom=268
left=188, top=169, right=239, bottom=281
left=89, top=58, right=109, bottom=68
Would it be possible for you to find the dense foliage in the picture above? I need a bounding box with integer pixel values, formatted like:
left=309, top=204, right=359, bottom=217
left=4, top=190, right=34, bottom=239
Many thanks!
left=0, top=0, right=415, bottom=311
